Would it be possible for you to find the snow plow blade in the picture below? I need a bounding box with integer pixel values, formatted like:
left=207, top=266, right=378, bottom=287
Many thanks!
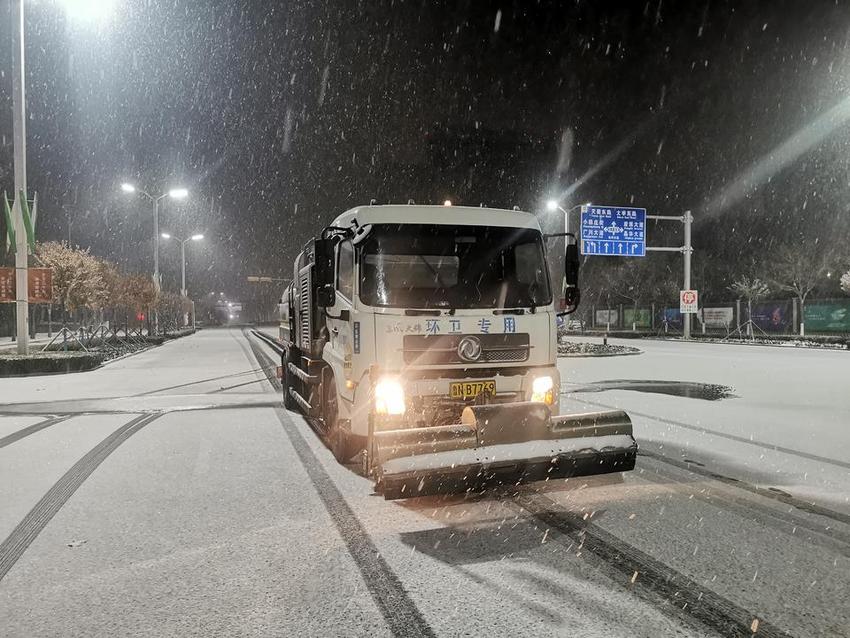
left=373, top=402, right=637, bottom=500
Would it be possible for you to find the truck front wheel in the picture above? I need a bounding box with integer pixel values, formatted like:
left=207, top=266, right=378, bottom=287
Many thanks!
left=324, top=376, right=358, bottom=464
left=282, top=349, right=297, bottom=411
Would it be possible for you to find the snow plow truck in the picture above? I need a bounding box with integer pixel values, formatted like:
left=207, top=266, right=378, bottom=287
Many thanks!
left=278, top=204, right=636, bottom=499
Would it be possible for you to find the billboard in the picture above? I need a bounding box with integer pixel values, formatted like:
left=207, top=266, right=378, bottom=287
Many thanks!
left=749, top=302, right=791, bottom=333
left=595, top=309, right=618, bottom=325
left=804, top=302, right=850, bottom=332
left=28, top=268, right=53, bottom=303
left=0, top=268, right=12, bottom=302
left=699, top=307, right=734, bottom=328
left=660, top=307, right=683, bottom=328
left=0, top=267, right=53, bottom=303
left=624, top=307, right=651, bottom=328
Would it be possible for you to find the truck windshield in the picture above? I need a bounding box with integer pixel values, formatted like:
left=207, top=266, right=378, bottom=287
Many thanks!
left=358, top=224, right=551, bottom=309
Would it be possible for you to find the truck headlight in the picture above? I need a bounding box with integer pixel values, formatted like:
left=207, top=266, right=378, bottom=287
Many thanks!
left=531, top=375, right=555, bottom=405
left=374, top=378, right=406, bottom=415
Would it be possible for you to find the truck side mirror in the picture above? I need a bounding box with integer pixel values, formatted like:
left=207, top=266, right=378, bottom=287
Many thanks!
left=313, top=238, right=335, bottom=287
left=560, top=235, right=581, bottom=316
left=317, top=284, right=336, bottom=308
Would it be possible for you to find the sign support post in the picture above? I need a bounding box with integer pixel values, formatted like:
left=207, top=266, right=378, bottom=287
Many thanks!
left=644, top=211, right=694, bottom=339
left=12, top=0, right=29, bottom=354
left=683, top=210, right=692, bottom=339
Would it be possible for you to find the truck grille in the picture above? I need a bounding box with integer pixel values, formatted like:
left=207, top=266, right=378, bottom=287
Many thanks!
left=402, top=333, right=530, bottom=365
left=408, top=391, right=524, bottom=426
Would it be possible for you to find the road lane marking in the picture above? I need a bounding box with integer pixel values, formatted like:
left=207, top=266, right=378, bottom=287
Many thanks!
left=245, top=331, right=435, bottom=638
left=513, top=490, right=794, bottom=638
left=0, top=415, right=73, bottom=449
left=0, top=413, right=161, bottom=583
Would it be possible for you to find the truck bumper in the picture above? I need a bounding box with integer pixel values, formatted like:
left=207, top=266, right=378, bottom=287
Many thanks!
left=372, top=402, right=637, bottom=500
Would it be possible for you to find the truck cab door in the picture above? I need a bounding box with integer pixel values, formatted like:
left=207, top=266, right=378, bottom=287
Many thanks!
left=325, top=239, right=355, bottom=400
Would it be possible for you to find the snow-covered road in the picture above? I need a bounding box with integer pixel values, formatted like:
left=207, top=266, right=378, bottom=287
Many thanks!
left=0, top=329, right=847, bottom=637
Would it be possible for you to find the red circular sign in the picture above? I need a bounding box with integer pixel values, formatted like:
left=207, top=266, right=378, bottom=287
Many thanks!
left=682, top=291, right=696, bottom=304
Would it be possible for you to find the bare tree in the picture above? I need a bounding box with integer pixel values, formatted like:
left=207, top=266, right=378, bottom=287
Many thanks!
left=610, top=260, right=652, bottom=330
left=770, top=244, right=829, bottom=333
left=729, top=275, right=769, bottom=336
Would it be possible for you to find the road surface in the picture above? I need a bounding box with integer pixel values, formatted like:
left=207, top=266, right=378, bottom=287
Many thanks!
left=1, top=329, right=847, bottom=637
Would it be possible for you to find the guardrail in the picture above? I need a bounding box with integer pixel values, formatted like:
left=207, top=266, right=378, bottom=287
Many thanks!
left=250, top=328, right=284, bottom=356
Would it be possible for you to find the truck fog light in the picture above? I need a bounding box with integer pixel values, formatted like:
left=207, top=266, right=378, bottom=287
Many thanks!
left=375, top=378, right=406, bottom=415
left=531, top=375, right=555, bottom=405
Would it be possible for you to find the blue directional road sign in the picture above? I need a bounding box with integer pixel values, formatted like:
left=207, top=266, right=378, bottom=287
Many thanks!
left=580, top=205, right=646, bottom=257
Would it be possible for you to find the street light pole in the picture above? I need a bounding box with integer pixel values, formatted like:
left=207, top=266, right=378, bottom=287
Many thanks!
left=12, top=0, right=29, bottom=354
left=121, top=184, right=188, bottom=334
left=161, top=233, right=203, bottom=325
left=153, top=197, right=160, bottom=288
left=180, top=239, right=186, bottom=297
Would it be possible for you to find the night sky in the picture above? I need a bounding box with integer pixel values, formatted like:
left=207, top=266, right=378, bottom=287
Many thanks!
left=1, top=1, right=849, bottom=301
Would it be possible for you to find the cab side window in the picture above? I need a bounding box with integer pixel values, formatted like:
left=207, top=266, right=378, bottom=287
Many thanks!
left=337, top=240, right=354, bottom=301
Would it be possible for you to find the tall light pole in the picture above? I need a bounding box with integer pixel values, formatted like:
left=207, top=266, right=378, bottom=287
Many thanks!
left=9, top=0, right=115, bottom=353
left=160, top=232, right=204, bottom=297
left=11, top=0, right=29, bottom=354
left=161, top=232, right=203, bottom=328
left=121, top=184, right=188, bottom=333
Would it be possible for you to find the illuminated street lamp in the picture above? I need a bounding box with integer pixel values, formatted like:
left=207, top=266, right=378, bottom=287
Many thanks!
left=120, top=183, right=189, bottom=288
left=121, top=183, right=189, bottom=333
left=546, top=200, right=591, bottom=235
left=10, top=0, right=116, bottom=353
left=161, top=232, right=204, bottom=297
left=57, top=0, right=116, bottom=22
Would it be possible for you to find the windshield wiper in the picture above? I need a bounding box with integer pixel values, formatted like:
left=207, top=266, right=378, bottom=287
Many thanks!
left=493, top=308, right=526, bottom=315
left=416, top=254, right=448, bottom=290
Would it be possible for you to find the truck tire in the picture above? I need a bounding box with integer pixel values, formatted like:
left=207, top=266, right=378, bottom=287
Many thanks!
left=325, top=376, right=358, bottom=464
left=282, top=349, right=297, bottom=411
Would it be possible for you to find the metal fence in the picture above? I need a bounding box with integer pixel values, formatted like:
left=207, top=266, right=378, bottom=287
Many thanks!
left=582, top=298, right=850, bottom=335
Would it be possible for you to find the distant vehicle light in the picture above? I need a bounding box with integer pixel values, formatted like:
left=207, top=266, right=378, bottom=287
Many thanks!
left=443, top=199, right=452, bottom=206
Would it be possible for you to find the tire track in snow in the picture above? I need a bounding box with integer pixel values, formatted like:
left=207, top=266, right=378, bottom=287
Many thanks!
left=0, top=413, right=161, bottom=582
left=0, top=415, right=73, bottom=449
left=245, top=330, right=435, bottom=638
left=513, top=489, right=794, bottom=638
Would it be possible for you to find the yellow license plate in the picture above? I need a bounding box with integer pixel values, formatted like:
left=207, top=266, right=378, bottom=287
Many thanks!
left=449, top=380, right=496, bottom=399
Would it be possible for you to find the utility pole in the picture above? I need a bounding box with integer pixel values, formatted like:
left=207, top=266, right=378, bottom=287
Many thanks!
left=683, top=210, right=693, bottom=340
left=153, top=198, right=160, bottom=290
left=12, top=0, right=29, bottom=354
left=180, top=239, right=187, bottom=297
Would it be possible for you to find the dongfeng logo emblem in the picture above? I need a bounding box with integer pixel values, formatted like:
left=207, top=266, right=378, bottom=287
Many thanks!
left=457, top=336, right=483, bottom=362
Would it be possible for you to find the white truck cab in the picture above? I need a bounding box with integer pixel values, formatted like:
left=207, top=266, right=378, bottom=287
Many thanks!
left=279, top=204, right=635, bottom=499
